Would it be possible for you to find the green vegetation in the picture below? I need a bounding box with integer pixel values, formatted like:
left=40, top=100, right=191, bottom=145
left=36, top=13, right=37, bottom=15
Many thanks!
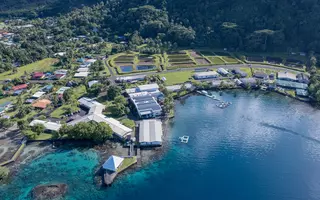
left=207, top=57, right=225, bottom=65
left=240, top=68, right=253, bottom=77
left=50, top=104, right=79, bottom=119
left=121, top=119, right=135, bottom=129
left=59, top=121, right=113, bottom=142
left=0, top=166, right=10, bottom=181
left=0, top=58, right=58, bottom=80
left=161, top=71, right=193, bottom=85
left=221, top=56, right=239, bottom=63
left=117, top=157, right=137, bottom=173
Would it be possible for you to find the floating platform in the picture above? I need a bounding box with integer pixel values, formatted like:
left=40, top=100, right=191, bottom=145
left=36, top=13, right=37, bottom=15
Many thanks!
left=216, top=101, right=232, bottom=109
left=179, top=136, right=189, bottom=143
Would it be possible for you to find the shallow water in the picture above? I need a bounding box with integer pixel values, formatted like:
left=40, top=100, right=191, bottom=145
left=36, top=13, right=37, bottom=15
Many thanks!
left=2, top=91, right=320, bottom=200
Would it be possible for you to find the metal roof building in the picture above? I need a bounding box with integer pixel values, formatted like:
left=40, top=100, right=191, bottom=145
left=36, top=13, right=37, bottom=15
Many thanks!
left=32, top=91, right=46, bottom=99
left=194, top=71, right=219, bottom=80
left=137, top=83, right=159, bottom=92
left=116, top=75, right=146, bottom=83
left=296, top=89, right=309, bottom=97
left=129, top=92, right=162, bottom=119
left=74, top=72, right=89, bottom=78
left=139, top=119, right=163, bottom=146
left=277, top=71, right=297, bottom=82
left=30, top=120, right=61, bottom=132
left=217, top=68, right=229, bottom=76
left=68, top=97, right=132, bottom=138
left=276, top=80, right=308, bottom=89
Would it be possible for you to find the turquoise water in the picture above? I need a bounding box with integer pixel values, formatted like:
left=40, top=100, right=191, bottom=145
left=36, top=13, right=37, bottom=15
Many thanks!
left=2, top=91, right=320, bottom=199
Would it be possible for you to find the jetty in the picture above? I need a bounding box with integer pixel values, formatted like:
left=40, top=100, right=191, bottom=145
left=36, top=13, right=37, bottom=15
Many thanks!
left=197, top=90, right=232, bottom=109
left=103, top=155, right=137, bottom=186
left=196, top=90, right=220, bottom=101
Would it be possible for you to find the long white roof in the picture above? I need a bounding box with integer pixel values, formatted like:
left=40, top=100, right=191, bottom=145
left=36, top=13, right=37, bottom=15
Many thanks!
left=139, top=119, right=162, bottom=143
left=78, top=97, right=105, bottom=111
left=74, top=72, right=89, bottom=77
left=194, top=71, right=218, bottom=77
left=138, top=83, right=159, bottom=91
left=67, top=113, right=132, bottom=137
left=32, top=91, right=46, bottom=98
left=29, top=120, right=61, bottom=132
left=102, top=155, right=124, bottom=172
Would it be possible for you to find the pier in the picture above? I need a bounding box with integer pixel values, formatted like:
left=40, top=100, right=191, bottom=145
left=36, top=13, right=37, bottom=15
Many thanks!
left=197, top=90, right=232, bottom=109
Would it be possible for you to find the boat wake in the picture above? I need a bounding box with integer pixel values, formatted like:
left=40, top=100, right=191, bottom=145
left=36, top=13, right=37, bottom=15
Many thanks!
left=260, top=122, right=320, bottom=144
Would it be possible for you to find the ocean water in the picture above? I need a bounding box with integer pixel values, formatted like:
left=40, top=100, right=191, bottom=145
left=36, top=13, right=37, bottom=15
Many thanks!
left=2, top=91, right=320, bottom=200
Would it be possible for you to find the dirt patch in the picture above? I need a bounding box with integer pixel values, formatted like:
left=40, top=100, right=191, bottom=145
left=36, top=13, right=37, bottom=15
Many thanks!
left=196, top=58, right=210, bottom=65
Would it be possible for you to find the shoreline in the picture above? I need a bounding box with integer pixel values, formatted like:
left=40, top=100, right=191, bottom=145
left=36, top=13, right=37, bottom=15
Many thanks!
left=0, top=89, right=315, bottom=187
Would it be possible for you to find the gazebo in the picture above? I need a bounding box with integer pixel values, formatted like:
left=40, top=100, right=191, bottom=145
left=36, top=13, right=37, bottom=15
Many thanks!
left=102, top=155, right=124, bottom=172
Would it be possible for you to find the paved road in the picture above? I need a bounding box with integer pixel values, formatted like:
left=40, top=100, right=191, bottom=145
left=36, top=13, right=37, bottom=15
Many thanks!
left=112, top=63, right=304, bottom=78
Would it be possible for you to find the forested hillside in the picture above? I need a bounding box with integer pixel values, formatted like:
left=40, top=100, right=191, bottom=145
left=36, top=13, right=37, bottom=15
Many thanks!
left=1, top=0, right=320, bottom=52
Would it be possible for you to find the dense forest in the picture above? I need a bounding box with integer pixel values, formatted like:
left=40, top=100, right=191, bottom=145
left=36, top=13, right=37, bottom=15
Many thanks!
left=1, top=0, right=320, bottom=52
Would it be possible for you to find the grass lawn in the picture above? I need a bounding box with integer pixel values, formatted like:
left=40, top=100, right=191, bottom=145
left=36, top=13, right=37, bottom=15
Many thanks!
left=207, top=56, right=225, bottom=65
left=50, top=104, right=79, bottom=119
left=20, top=110, right=38, bottom=121
left=33, top=133, right=53, bottom=140
left=286, top=90, right=296, bottom=97
left=161, top=71, right=193, bottom=85
left=221, top=56, right=239, bottom=63
left=0, top=96, right=16, bottom=105
left=0, top=58, right=58, bottom=80
left=117, top=157, right=137, bottom=173
left=102, top=60, right=111, bottom=76
left=253, top=68, right=280, bottom=74
left=73, top=85, right=87, bottom=99
left=240, top=67, right=253, bottom=77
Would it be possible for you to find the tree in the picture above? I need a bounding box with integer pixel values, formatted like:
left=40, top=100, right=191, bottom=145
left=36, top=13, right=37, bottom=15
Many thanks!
left=59, top=122, right=113, bottom=142
left=114, top=95, right=127, bottom=105
left=107, top=85, right=121, bottom=100
left=31, top=123, right=45, bottom=135
left=17, top=120, right=29, bottom=131
left=0, top=118, right=13, bottom=130
left=112, top=103, right=126, bottom=116
left=163, top=95, right=174, bottom=114
left=63, top=89, right=74, bottom=102
left=88, top=83, right=103, bottom=96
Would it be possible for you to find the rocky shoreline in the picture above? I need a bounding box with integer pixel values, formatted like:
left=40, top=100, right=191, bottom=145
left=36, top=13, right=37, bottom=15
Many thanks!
left=32, top=183, right=68, bottom=200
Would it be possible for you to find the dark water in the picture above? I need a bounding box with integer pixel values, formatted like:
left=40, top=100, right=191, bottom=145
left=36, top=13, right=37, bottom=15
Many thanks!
left=2, top=91, right=320, bottom=200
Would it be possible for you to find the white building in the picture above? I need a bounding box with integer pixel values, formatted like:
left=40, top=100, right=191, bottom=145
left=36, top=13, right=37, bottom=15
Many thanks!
left=68, top=97, right=132, bottom=138
left=139, top=119, right=163, bottom=146
left=102, top=155, right=124, bottom=172
left=217, top=68, right=229, bottom=76
left=77, top=68, right=89, bottom=72
left=194, top=71, right=219, bottom=80
left=32, top=91, right=46, bottom=99
left=129, top=92, right=162, bottom=119
left=74, top=72, right=89, bottom=78
left=137, top=83, right=159, bottom=92
left=56, top=87, right=71, bottom=94
left=88, top=80, right=100, bottom=88
left=29, top=120, right=61, bottom=132
left=277, top=71, right=297, bottom=82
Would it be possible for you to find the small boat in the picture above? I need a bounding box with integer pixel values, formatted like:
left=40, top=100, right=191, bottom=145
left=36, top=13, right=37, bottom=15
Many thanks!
left=201, top=90, right=208, bottom=95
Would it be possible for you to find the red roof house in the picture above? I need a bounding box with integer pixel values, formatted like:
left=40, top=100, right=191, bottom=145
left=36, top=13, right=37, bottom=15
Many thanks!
left=32, top=72, right=45, bottom=79
left=12, top=84, right=28, bottom=91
